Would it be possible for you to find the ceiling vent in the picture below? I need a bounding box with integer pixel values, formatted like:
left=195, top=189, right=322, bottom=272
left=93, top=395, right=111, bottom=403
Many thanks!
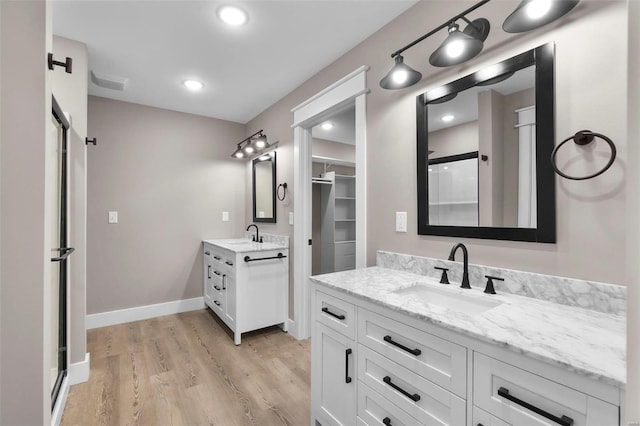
left=90, top=70, right=129, bottom=91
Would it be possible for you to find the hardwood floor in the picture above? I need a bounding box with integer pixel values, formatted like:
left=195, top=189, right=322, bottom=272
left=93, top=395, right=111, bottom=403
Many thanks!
left=61, top=310, right=311, bottom=426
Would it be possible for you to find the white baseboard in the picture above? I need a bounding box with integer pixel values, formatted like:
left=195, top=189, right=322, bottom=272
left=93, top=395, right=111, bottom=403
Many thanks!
left=51, top=374, right=69, bottom=426
left=86, top=297, right=205, bottom=329
left=287, top=318, right=306, bottom=340
left=68, top=352, right=90, bottom=385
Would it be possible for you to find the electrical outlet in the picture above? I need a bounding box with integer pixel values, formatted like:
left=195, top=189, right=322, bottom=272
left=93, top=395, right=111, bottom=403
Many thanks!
left=108, top=211, right=118, bottom=224
left=289, top=212, right=294, bottom=225
left=395, top=212, right=407, bottom=233
left=222, top=211, right=229, bottom=222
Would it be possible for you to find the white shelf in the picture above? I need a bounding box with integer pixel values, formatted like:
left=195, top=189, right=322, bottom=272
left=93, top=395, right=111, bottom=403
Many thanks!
left=312, top=155, right=355, bottom=168
left=335, top=219, right=356, bottom=222
left=429, top=201, right=479, bottom=206
left=336, top=196, right=356, bottom=200
left=334, top=240, right=356, bottom=244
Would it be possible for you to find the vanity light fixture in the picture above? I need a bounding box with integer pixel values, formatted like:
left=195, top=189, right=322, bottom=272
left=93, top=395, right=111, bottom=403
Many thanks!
left=503, top=0, right=579, bottom=33
left=183, top=79, right=204, bottom=91
left=429, top=18, right=490, bottom=67
left=230, top=129, right=270, bottom=160
left=441, top=114, right=455, bottom=122
left=217, top=5, right=248, bottom=26
left=379, top=55, right=423, bottom=90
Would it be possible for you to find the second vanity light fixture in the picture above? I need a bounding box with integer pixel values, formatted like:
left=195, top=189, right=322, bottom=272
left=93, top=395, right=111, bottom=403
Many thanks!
left=231, top=129, right=270, bottom=159
left=380, top=0, right=579, bottom=90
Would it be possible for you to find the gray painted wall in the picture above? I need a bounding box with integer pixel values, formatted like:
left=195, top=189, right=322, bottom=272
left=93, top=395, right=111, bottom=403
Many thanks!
left=87, top=96, right=246, bottom=314
left=1, top=1, right=52, bottom=424
left=428, top=120, right=478, bottom=159
left=246, top=0, right=629, bottom=300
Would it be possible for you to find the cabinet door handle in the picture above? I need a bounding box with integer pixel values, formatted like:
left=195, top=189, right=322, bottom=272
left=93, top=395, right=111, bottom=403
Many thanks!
left=384, top=335, right=421, bottom=356
left=222, top=274, right=226, bottom=290
left=207, top=265, right=211, bottom=279
left=345, top=348, right=352, bottom=384
left=322, top=307, right=345, bottom=320
left=383, top=417, right=392, bottom=426
left=497, top=387, right=574, bottom=426
left=214, top=270, right=221, bottom=276
left=204, top=251, right=210, bottom=256
left=383, top=376, right=420, bottom=402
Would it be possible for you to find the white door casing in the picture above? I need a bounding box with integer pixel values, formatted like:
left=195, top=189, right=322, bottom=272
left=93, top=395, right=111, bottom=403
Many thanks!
left=291, top=66, right=369, bottom=339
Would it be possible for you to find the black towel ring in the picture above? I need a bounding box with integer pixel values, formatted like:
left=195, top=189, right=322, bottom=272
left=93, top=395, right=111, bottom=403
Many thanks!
left=551, top=130, right=617, bottom=181
left=277, top=183, right=288, bottom=201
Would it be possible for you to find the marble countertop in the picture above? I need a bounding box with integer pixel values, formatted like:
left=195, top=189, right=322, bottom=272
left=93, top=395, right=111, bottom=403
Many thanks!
left=203, top=238, right=288, bottom=253
left=310, top=266, right=625, bottom=388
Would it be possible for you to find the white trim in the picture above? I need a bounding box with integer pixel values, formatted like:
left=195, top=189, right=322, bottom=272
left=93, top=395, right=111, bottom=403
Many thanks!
left=68, top=352, right=90, bottom=385
left=292, top=66, right=369, bottom=340
left=312, top=155, right=356, bottom=168
left=286, top=318, right=299, bottom=339
left=291, top=66, right=369, bottom=113
left=51, top=374, right=70, bottom=426
left=86, top=297, right=205, bottom=329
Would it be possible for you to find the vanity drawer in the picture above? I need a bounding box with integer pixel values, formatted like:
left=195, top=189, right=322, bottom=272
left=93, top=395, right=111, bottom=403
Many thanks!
left=358, top=381, right=422, bottom=426
left=335, top=242, right=356, bottom=257
left=473, top=406, right=512, bottom=426
left=316, top=290, right=356, bottom=339
left=358, top=344, right=466, bottom=426
left=358, top=307, right=467, bottom=398
left=473, top=353, right=619, bottom=426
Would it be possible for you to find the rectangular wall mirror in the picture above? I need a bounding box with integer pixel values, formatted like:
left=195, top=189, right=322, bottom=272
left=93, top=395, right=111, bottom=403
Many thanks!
left=253, top=151, right=276, bottom=223
left=417, top=43, right=556, bottom=243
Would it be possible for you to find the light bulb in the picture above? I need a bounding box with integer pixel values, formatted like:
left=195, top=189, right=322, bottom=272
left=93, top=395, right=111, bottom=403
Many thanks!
left=255, top=139, right=266, bottom=148
left=392, top=69, right=408, bottom=84
left=445, top=39, right=465, bottom=58
left=244, top=145, right=254, bottom=154
left=218, top=5, right=248, bottom=26
left=526, top=0, right=552, bottom=19
left=234, top=151, right=244, bottom=158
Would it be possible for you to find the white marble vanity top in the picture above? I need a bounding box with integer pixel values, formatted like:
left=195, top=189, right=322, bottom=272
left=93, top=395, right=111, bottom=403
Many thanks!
left=310, top=266, right=625, bottom=388
left=203, top=238, right=288, bottom=253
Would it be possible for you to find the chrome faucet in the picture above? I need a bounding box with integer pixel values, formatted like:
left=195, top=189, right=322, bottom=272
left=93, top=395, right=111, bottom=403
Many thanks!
left=448, top=243, right=471, bottom=289
left=246, top=224, right=260, bottom=242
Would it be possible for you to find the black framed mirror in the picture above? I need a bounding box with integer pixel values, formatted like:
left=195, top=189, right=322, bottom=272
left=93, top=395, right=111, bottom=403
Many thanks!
left=252, top=151, right=277, bottom=223
left=417, top=43, right=555, bottom=243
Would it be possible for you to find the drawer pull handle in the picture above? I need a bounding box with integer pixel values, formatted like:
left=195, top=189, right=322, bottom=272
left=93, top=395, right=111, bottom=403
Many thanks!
left=207, top=265, right=211, bottom=279
left=497, top=387, right=574, bottom=426
left=222, top=274, right=226, bottom=290
left=383, top=335, right=421, bottom=356
left=383, top=376, right=420, bottom=402
left=214, top=300, right=221, bottom=306
left=214, top=256, right=221, bottom=260
left=345, top=348, right=352, bottom=383
left=214, top=270, right=221, bottom=276
left=244, top=253, right=287, bottom=262
left=225, top=261, right=234, bottom=266
left=214, top=285, right=221, bottom=291
left=383, top=417, right=392, bottom=426
left=205, top=251, right=210, bottom=255
left=322, top=307, right=345, bottom=320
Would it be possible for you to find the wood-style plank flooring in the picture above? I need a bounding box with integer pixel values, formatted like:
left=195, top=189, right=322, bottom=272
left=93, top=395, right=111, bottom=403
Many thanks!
left=61, top=310, right=310, bottom=426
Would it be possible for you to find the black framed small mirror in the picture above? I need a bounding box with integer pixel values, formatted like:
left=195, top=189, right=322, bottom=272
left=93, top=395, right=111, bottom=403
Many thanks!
left=252, top=151, right=277, bottom=223
left=417, top=43, right=556, bottom=243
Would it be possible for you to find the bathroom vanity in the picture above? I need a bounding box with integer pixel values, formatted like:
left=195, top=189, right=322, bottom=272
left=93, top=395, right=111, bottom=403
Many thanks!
left=310, top=252, right=625, bottom=426
left=203, top=237, right=288, bottom=345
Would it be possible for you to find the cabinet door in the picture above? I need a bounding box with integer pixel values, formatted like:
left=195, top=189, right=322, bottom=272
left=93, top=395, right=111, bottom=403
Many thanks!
left=314, top=323, right=356, bottom=426
left=223, top=273, right=236, bottom=325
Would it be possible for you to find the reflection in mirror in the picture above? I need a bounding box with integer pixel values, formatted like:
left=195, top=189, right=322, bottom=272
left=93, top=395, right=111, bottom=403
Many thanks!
left=417, top=43, right=556, bottom=243
left=428, top=65, right=535, bottom=228
left=253, top=151, right=276, bottom=223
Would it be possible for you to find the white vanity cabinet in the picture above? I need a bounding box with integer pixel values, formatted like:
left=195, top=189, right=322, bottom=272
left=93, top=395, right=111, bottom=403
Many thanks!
left=203, top=242, right=288, bottom=345
left=311, top=284, right=622, bottom=426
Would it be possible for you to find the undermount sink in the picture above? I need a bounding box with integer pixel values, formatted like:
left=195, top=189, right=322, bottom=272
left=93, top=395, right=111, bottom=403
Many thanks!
left=391, top=283, right=502, bottom=315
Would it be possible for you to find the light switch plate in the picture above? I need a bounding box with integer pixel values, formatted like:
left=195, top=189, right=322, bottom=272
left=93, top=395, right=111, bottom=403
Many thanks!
left=222, top=211, right=229, bottom=222
left=289, top=212, right=294, bottom=225
left=108, top=211, right=118, bottom=224
left=395, top=211, right=407, bottom=233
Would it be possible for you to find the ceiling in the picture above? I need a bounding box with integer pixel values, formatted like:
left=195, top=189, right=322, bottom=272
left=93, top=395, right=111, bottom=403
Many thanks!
left=312, top=104, right=355, bottom=145
left=53, top=1, right=417, bottom=124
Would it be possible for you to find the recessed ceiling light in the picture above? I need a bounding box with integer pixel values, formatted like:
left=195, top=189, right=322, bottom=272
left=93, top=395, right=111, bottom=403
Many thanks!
left=525, top=0, right=552, bottom=19
left=441, top=114, right=455, bottom=122
left=218, top=5, right=248, bottom=26
left=183, top=80, right=204, bottom=91
left=321, top=122, right=334, bottom=130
